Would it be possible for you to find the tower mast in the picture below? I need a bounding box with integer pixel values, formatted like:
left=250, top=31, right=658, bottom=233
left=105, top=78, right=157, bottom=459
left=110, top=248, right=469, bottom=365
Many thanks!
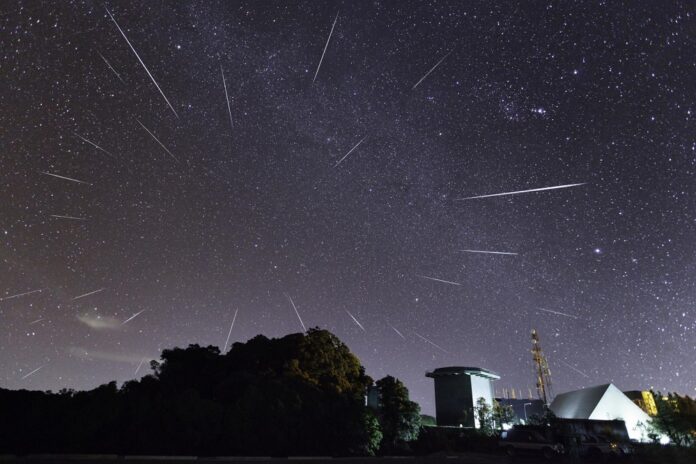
left=531, top=329, right=553, bottom=404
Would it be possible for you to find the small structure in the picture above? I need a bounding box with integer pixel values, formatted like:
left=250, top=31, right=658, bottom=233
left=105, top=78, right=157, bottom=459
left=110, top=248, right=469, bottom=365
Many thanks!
left=624, top=390, right=658, bottom=416
left=426, top=366, right=500, bottom=428
left=549, top=383, right=653, bottom=441
left=366, top=384, right=380, bottom=409
left=496, top=398, right=546, bottom=424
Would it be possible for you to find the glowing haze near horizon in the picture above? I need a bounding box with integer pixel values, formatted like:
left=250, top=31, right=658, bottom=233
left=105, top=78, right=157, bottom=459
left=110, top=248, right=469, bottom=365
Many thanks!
left=1, top=0, right=695, bottom=414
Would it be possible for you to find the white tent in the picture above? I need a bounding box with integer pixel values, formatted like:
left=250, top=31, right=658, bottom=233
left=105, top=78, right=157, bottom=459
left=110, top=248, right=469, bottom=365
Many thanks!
left=550, top=383, right=653, bottom=441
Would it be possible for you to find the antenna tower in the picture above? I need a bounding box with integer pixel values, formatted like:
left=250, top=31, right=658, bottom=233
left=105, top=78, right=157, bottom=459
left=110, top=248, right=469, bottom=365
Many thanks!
left=531, top=329, right=553, bottom=404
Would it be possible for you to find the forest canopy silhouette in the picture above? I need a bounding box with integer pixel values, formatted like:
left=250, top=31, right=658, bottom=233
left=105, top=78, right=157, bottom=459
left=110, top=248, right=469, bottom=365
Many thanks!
left=0, top=329, right=386, bottom=456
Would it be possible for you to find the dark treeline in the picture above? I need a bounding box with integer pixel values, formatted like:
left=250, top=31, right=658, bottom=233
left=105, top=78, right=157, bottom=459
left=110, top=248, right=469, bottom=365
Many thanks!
left=0, top=329, right=402, bottom=456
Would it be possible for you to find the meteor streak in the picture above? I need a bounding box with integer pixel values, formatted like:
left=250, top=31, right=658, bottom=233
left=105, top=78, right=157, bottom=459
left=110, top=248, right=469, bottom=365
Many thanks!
left=459, top=249, right=518, bottom=256
left=40, top=171, right=91, bottom=185
left=412, top=50, right=452, bottom=90
left=346, top=310, right=365, bottom=332
left=413, top=331, right=449, bottom=354
left=416, top=274, right=462, bottom=286
left=313, top=12, right=339, bottom=83
left=389, top=324, right=406, bottom=340
left=560, top=359, right=589, bottom=378
left=134, top=357, right=147, bottom=375
left=97, top=51, right=125, bottom=83
left=457, top=183, right=587, bottom=200
left=105, top=7, right=179, bottom=118
left=30, top=318, right=44, bottom=325
left=50, top=214, right=86, bottom=221
left=137, top=119, right=179, bottom=162
left=21, top=365, right=45, bottom=380
left=122, top=309, right=146, bottom=325
left=221, top=65, right=233, bottom=135
left=72, top=288, right=105, bottom=301
left=537, top=307, right=579, bottom=319
left=74, top=133, right=115, bottom=157
left=223, top=309, right=239, bottom=352
left=334, top=136, right=366, bottom=167
left=0, top=289, right=43, bottom=301
left=285, top=294, right=306, bottom=332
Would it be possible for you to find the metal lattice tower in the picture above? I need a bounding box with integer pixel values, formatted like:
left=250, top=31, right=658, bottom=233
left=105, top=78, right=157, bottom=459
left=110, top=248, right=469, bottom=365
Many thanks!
left=531, top=329, right=553, bottom=404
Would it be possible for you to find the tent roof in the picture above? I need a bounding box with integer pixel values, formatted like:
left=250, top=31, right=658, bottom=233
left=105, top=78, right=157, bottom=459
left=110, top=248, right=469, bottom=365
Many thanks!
left=550, top=383, right=612, bottom=419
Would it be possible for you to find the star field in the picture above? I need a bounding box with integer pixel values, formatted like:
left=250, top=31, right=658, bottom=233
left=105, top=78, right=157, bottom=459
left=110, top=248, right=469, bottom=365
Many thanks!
left=1, top=0, right=695, bottom=414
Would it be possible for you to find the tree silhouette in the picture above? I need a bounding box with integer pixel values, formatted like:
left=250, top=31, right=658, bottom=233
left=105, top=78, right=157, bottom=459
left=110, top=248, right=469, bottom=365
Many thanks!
left=492, top=400, right=515, bottom=430
left=649, top=391, right=696, bottom=447
left=474, top=397, right=494, bottom=436
left=373, top=375, right=421, bottom=452
left=0, top=328, right=383, bottom=456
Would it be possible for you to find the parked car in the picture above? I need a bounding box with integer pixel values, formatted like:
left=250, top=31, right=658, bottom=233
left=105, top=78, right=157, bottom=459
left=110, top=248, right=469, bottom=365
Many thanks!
left=578, top=433, right=634, bottom=460
left=499, top=428, right=565, bottom=459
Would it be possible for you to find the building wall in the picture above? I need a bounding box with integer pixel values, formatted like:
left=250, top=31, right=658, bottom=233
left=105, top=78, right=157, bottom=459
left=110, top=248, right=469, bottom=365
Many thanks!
left=470, top=374, right=495, bottom=428
left=432, top=373, right=497, bottom=428
left=434, top=374, right=474, bottom=427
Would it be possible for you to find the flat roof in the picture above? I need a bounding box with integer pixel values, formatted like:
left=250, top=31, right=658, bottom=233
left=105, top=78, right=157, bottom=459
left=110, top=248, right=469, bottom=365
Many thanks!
left=426, top=366, right=500, bottom=380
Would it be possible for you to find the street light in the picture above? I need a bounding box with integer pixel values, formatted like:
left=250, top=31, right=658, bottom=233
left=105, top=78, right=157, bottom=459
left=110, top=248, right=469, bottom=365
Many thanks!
left=523, top=402, right=533, bottom=422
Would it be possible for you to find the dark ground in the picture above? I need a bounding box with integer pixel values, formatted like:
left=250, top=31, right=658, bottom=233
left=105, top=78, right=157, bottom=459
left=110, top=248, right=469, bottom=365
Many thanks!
left=0, top=454, right=513, bottom=464
left=0, top=450, right=689, bottom=464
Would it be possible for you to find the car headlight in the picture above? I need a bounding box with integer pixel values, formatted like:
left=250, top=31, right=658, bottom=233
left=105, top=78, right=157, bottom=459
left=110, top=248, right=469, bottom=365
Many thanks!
left=610, top=443, right=618, bottom=449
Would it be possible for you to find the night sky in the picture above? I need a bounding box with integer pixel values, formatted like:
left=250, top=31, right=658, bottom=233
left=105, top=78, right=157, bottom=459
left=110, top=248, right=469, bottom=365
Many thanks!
left=2, top=0, right=695, bottom=414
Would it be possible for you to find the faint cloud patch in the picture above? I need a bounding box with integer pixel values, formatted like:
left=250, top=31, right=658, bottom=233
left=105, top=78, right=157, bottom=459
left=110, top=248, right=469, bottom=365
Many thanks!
left=76, top=313, right=120, bottom=330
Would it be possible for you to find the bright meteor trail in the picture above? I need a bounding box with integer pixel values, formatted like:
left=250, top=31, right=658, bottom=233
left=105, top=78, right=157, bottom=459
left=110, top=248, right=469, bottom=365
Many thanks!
left=334, top=136, right=366, bottom=168
left=346, top=310, right=366, bottom=332
left=105, top=7, right=179, bottom=119
left=414, top=331, right=449, bottom=354
left=122, top=309, right=146, bottom=325
left=285, top=293, right=306, bottom=332
left=559, top=359, right=590, bottom=378
left=459, top=249, right=518, bottom=256
left=97, top=51, right=125, bottom=84
left=389, top=324, right=406, bottom=340
left=221, top=65, right=234, bottom=136
left=412, top=50, right=452, bottom=90
left=74, top=133, right=115, bottom=158
left=457, top=183, right=587, bottom=200
left=72, top=288, right=105, bottom=301
left=40, top=171, right=91, bottom=185
left=223, top=309, right=239, bottom=352
left=416, top=274, right=462, bottom=286
left=0, top=289, right=43, bottom=301
left=137, top=119, right=179, bottom=162
left=537, top=307, right=579, bottom=319
left=313, top=12, right=339, bottom=83
left=134, top=357, right=147, bottom=376
left=50, top=214, right=86, bottom=221
left=21, top=365, right=45, bottom=380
